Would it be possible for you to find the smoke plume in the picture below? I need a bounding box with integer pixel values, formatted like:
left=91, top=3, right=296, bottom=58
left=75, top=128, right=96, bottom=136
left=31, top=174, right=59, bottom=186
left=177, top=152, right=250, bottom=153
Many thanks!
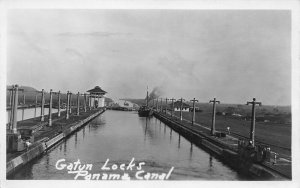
left=147, top=86, right=164, bottom=101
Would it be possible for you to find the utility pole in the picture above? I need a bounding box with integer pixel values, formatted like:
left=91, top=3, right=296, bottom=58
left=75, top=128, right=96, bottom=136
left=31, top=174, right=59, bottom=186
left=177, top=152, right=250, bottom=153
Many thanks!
left=165, top=98, right=169, bottom=114
left=8, top=86, right=14, bottom=128
left=12, top=85, right=19, bottom=133
left=209, top=98, right=220, bottom=136
left=40, top=89, right=45, bottom=122
left=34, top=93, right=37, bottom=118
left=169, top=98, right=176, bottom=117
left=83, top=93, right=87, bottom=112
left=190, top=98, right=199, bottom=126
left=48, top=89, right=53, bottom=126
left=22, top=91, right=25, bottom=121
left=69, top=92, right=72, bottom=114
left=246, top=98, right=262, bottom=147
left=178, top=98, right=185, bottom=121
left=57, top=91, right=61, bottom=117
left=77, top=92, right=80, bottom=115
left=66, top=91, right=70, bottom=120
left=52, top=91, right=61, bottom=117
left=160, top=98, right=163, bottom=112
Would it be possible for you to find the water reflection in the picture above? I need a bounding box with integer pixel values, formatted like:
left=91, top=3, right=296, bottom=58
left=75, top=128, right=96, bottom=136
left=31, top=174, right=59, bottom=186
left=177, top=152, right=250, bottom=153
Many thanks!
left=178, top=135, right=181, bottom=149
left=189, top=142, right=193, bottom=160
left=74, top=132, right=78, bottom=149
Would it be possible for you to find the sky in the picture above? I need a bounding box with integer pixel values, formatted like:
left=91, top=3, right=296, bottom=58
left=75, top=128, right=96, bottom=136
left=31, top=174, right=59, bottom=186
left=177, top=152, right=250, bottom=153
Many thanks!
left=6, top=9, right=291, bottom=105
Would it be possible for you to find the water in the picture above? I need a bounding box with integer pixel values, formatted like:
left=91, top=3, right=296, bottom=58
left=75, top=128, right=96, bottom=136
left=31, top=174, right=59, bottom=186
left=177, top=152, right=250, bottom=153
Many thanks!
left=9, top=110, right=244, bottom=180
left=6, top=108, right=66, bottom=123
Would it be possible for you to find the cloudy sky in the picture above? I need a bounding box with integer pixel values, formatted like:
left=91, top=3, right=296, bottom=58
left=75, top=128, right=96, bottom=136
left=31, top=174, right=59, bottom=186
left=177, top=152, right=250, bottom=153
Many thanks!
left=7, top=9, right=291, bottom=105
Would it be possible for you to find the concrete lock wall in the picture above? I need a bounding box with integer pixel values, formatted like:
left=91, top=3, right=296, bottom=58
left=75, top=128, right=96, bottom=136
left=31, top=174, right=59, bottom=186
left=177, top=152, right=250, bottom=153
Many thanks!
left=7, top=109, right=105, bottom=177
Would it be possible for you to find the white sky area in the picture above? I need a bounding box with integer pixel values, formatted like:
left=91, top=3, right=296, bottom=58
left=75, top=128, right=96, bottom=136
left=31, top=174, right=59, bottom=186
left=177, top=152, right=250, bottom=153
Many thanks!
left=6, top=10, right=291, bottom=105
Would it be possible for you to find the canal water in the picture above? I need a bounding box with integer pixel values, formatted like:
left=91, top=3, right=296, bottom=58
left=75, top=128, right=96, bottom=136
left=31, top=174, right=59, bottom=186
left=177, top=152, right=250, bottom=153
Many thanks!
left=9, top=110, right=245, bottom=180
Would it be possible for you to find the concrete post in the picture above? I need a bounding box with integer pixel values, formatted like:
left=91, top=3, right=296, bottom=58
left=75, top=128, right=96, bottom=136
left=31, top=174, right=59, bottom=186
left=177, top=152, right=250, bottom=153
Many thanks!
left=247, top=98, right=262, bottom=147
left=8, top=89, right=12, bottom=127
left=40, top=89, right=45, bottom=122
left=34, top=93, right=37, bottom=118
left=84, top=93, right=87, bottom=112
left=190, top=98, right=198, bottom=126
left=22, top=92, right=25, bottom=121
left=58, top=91, right=61, bottom=117
left=12, top=85, right=19, bottom=134
left=9, top=86, right=15, bottom=128
left=97, top=95, right=100, bottom=108
left=178, top=98, right=185, bottom=121
left=209, top=98, right=220, bottom=136
left=87, top=95, right=90, bottom=110
left=77, top=92, right=80, bottom=115
left=66, top=91, right=70, bottom=120
left=69, top=93, right=72, bottom=114
left=48, top=89, right=53, bottom=126
left=169, top=98, right=176, bottom=117
left=165, top=98, right=169, bottom=114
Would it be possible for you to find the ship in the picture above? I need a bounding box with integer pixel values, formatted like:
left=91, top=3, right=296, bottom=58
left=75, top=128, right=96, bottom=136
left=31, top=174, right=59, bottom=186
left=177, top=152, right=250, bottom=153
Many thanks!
left=138, top=87, right=153, bottom=117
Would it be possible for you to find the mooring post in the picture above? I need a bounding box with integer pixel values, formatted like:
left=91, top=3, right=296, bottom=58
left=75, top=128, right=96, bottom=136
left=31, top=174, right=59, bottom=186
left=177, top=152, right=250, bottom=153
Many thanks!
left=190, top=98, right=198, bottom=126
left=165, top=98, right=169, bottom=114
left=48, top=89, right=53, bottom=126
left=209, top=98, right=220, bottom=136
left=57, top=91, right=61, bottom=117
left=22, top=92, right=25, bottom=121
left=34, top=93, right=37, bottom=118
left=66, top=91, right=70, bottom=120
left=40, top=89, right=45, bottom=122
left=77, top=92, right=80, bottom=115
left=246, top=98, right=262, bottom=147
left=178, top=98, right=185, bottom=121
left=83, top=93, right=87, bottom=112
left=12, top=85, right=19, bottom=134
left=169, top=98, right=176, bottom=118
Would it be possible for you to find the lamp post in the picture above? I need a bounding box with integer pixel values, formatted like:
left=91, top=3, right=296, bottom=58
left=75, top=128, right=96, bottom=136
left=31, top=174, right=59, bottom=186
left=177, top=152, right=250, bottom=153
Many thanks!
left=209, top=98, right=220, bottom=135
left=169, top=98, right=176, bottom=117
left=178, top=98, right=185, bottom=121
left=190, top=98, right=198, bottom=126
left=165, top=98, right=169, bottom=114
left=246, top=98, right=262, bottom=147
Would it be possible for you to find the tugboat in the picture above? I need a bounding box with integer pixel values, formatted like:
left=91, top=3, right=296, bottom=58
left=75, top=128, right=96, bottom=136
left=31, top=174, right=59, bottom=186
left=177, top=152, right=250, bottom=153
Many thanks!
left=138, top=87, right=153, bottom=117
